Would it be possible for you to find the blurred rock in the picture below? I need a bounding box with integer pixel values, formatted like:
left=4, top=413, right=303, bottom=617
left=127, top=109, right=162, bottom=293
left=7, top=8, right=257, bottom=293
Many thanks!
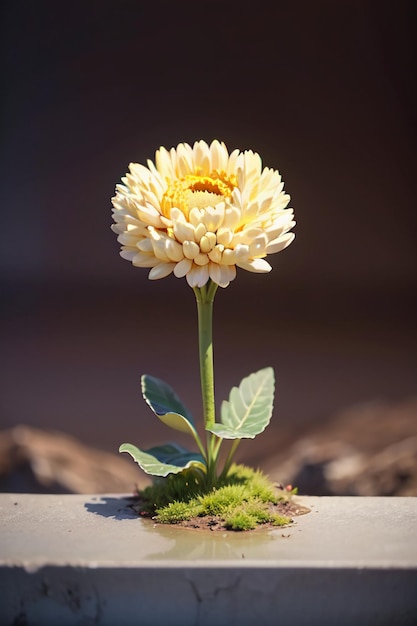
left=0, top=425, right=145, bottom=494
left=263, top=396, right=417, bottom=496
left=2, top=396, right=417, bottom=496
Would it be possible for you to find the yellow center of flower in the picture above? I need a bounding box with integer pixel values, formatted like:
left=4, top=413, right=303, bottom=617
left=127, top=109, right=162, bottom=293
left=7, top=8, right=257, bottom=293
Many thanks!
left=162, top=171, right=237, bottom=218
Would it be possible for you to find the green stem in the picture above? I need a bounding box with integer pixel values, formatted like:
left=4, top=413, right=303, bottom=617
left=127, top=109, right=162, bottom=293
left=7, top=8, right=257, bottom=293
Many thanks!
left=219, top=439, right=241, bottom=482
left=193, top=281, right=218, bottom=484
left=194, top=282, right=218, bottom=430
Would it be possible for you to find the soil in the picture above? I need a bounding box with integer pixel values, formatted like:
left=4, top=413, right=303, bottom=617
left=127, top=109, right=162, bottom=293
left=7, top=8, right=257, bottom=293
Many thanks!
left=127, top=497, right=311, bottom=532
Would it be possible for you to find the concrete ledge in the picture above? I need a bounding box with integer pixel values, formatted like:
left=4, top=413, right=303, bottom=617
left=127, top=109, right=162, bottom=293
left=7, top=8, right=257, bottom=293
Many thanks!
left=1, top=494, right=416, bottom=625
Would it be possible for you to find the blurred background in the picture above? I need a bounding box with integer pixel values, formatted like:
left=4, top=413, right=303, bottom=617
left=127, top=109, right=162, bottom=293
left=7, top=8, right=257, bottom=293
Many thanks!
left=1, top=0, right=416, bottom=495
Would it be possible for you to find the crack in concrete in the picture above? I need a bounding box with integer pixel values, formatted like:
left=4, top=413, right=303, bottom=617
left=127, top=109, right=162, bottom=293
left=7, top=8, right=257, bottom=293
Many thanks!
left=186, top=571, right=242, bottom=625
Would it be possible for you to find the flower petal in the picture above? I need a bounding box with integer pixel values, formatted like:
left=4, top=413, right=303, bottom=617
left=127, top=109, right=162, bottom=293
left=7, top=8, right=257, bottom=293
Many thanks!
left=174, top=258, right=193, bottom=278
left=148, top=263, right=175, bottom=280
left=265, top=233, right=295, bottom=254
left=209, top=263, right=236, bottom=287
left=186, top=264, right=209, bottom=288
left=183, top=240, right=200, bottom=259
left=173, top=220, right=196, bottom=243
left=132, top=252, right=160, bottom=268
left=165, top=238, right=184, bottom=262
left=210, top=140, right=229, bottom=172
left=120, top=249, right=137, bottom=262
left=155, top=146, right=175, bottom=179
left=237, top=259, right=272, bottom=273
left=193, top=141, right=211, bottom=175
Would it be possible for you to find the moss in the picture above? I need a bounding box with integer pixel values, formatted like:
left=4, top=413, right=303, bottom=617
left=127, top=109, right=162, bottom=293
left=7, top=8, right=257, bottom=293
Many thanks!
left=156, top=500, right=203, bottom=523
left=223, top=498, right=291, bottom=531
left=223, top=465, right=278, bottom=503
left=138, top=463, right=295, bottom=530
left=225, top=511, right=257, bottom=531
left=198, top=484, right=249, bottom=515
left=141, top=468, right=205, bottom=511
left=271, top=514, right=292, bottom=526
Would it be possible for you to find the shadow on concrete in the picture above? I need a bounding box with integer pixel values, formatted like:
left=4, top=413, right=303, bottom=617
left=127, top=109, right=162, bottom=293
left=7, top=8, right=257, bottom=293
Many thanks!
left=84, top=495, right=139, bottom=520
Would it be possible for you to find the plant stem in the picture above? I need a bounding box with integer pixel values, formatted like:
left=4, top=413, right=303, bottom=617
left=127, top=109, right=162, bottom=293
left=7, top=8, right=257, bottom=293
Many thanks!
left=219, top=439, right=241, bottom=482
left=194, top=281, right=219, bottom=484
left=194, top=282, right=218, bottom=429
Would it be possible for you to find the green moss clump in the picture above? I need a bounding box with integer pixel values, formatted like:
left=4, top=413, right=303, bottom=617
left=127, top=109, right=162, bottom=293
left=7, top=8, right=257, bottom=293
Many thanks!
left=271, top=514, right=292, bottom=526
left=141, top=468, right=206, bottom=512
left=225, top=511, right=257, bottom=531
left=156, top=500, right=203, bottom=523
left=223, top=465, right=278, bottom=503
left=198, top=484, right=248, bottom=515
left=141, top=463, right=293, bottom=531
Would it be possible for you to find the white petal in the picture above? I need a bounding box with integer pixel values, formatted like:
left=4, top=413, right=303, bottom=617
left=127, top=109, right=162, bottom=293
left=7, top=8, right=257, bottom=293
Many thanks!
left=174, top=258, right=192, bottom=278
left=223, top=264, right=236, bottom=284
left=137, top=205, right=163, bottom=228
left=155, top=146, right=175, bottom=179
left=152, top=243, right=169, bottom=262
left=237, top=258, right=272, bottom=273
left=275, top=193, right=291, bottom=209
left=222, top=207, right=241, bottom=231
left=137, top=239, right=153, bottom=252
left=148, top=263, right=175, bottom=280
left=239, top=202, right=259, bottom=226
left=249, top=234, right=268, bottom=258
left=189, top=207, right=204, bottom=226
left=193, top=141, right=211, bottom=175
left=231, top=188, right=243, bottom=210
left=165, top=238, right=184, bottom=262
left=202, top=204, right=225, bottom=231
left=265, top=233, right=295, bottom=254
left=194, top=222, right=207, bottom=242
left=128, top=162, right=152, bottom=185
left=117, top=234, right=139, bottom=247
left=120, top=249, right=137, bottom=261
left=146, top=158, right=166, bottom=190
left=126, top=223, right=146, bottom=235
left=221, top=249, right=237, bottom=265
left=233, top=243, right=250, bottom=260
left=208, top=262, right=223, bottom=286
left=209, top=140, right=229, bottom=172
left=186, top=264, right=209, bottom=288
left=200, top=232, right=216, bottom=253
left=170, top=207, right=186, bottom=223
left=176, top=143, right=194, bottom=177
left=208, top=244, right=224, bottom=264
left=111, top=224, right=124, bottom=235
left=264, top=218, right=295, bottom=240
left=140, top=188, right=161, bottom=210
left=216, top=227, right=233, bottom=246
left=183, top=240, right=200, bottom=259
left=232, top=227, right=262, bottom=246
left=226, top=149, right=240, bottom=175
left=173, top=220, right=196, bottom=243
left=209, top=263, right=236, bottom=287
left=194, top=253, right=209, bottom=266
left=132, top=252, right=160, bottom=267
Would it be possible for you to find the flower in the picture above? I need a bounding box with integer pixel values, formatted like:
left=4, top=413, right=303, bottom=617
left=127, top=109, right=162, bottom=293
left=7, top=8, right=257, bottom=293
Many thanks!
left=111, top=140, right=295, bottom=288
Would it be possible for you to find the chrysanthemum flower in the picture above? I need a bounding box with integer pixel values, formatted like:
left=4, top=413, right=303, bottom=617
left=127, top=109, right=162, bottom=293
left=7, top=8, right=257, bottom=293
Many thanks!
left=111, top=140, right=295, bottom=288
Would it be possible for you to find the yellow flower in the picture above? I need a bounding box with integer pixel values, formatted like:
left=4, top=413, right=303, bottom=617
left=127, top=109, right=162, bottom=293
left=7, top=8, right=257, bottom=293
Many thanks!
left=111, top=140, right=295, bottom=288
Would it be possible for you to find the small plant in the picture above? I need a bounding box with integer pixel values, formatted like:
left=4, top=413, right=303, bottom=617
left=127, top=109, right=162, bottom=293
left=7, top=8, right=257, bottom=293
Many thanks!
left=144, top=464, right=293, bottom=531
left=111, top=140, right=296, bottom=528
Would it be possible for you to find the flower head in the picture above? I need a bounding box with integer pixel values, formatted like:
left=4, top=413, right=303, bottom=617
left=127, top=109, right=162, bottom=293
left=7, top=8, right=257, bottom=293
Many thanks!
left=111, top=140, right=295, bottom=288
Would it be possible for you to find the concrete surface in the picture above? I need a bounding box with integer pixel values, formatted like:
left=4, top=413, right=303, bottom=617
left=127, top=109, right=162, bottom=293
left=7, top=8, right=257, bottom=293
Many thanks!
left=1, top=494, right=417, bottom=625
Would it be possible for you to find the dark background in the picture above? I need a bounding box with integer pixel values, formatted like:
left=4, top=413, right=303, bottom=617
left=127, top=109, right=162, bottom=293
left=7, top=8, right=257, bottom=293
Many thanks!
left=1, top=1, right=416, bottom=469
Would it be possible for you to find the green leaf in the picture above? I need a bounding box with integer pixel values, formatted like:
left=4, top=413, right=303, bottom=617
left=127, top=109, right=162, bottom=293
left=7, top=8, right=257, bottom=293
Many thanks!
left=142, top=375, right=198, bottom=439
left=119, top=442, right=206, bottom=477
left=207, top=367, right=275, bottom=440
